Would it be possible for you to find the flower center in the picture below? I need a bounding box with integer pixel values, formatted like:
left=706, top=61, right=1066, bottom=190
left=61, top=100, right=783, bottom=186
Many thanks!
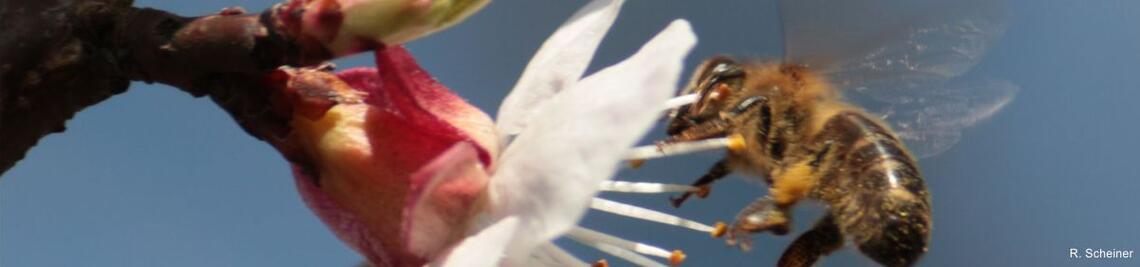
left=551, top=93, right=749, bottom=266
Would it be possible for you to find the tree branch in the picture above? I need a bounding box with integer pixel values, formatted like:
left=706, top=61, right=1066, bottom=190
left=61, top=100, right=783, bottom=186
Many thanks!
left=0, top=0, right=338, bottom=175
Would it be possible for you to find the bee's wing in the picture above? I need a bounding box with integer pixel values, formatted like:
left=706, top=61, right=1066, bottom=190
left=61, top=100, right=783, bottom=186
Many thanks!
left=780, top=0, right=1006, bottom=83
left=868, top=79, right=1017, bottom=158
left=780, top=0, right=1016, bottom=158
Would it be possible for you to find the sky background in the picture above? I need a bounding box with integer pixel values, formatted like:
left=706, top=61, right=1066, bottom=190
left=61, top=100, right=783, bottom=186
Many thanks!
left=3, top=0, right=1139, bottom=266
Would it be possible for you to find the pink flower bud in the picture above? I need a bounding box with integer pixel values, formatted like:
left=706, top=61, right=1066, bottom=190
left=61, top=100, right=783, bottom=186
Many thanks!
left=278, top=0, right=490, bottom=56
left=285, top=46, right=498, bottom=266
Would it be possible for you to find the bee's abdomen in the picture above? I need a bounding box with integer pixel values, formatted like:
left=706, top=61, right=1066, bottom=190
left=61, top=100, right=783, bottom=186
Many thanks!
left=812, top=111, right=932, bottom=267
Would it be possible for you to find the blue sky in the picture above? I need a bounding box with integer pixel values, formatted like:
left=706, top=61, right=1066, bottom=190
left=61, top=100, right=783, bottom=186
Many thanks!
left=3, top=0, right=1139, bottom=266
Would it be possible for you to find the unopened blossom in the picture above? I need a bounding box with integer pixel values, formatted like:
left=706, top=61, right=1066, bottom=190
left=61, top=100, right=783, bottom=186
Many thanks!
left=278, top=0, right=490, bottom=56
left=274, top=0, right=710, bottom=266
left=279, top=46, right=499, bottom=266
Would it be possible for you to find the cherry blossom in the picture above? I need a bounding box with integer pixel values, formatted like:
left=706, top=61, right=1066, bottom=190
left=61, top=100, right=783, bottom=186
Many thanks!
left=281, top=0, right=716, bottom=266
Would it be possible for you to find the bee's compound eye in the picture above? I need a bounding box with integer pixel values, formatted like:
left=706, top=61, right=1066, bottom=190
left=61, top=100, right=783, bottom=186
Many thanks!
left=697, top=56, right=738, bottom=82
left=712, top=63, right=733, bottom=74
left=702, top=62, right=744, bottom=96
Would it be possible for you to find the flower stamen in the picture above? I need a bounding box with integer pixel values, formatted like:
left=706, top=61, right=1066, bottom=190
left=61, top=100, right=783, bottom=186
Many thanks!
left=598, top=181, right=702, bottom=194
left=663, top=93, right=698, bottom=109
left=624, top=134, right=745, bottom=161
left=590, top=198, right=716, bottom=234
left=695, top=185, right=711, bottom=198
left=567, top=227, right=679, bottom=267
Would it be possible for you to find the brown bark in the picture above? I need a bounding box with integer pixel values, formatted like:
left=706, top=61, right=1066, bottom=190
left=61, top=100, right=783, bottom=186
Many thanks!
left=0, top=0, right=332, bottom=175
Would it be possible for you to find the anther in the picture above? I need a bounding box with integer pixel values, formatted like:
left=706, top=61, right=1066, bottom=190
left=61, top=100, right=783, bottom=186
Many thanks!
left=628, top=159, right=646, bottom=169
left=711, top=222, right=728, bottom=238
left=669, top=250, right=687, bottom=266
left=695, top=185, right=711, bottom=198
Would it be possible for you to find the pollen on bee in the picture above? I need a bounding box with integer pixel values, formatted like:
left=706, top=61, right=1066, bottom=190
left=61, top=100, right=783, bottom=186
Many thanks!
left=726, top=134, right=747, bottom=152
left=712, top=83, right=733, bottom=101
left=592, top=259, right=609, bottom=267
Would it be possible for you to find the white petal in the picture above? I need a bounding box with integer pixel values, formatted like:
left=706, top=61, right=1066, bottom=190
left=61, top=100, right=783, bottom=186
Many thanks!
left=431, top=216, right=520, bottom=267
left=488, top=20, right=697, bottom=259
left=496, top=0, right=626, bottom=135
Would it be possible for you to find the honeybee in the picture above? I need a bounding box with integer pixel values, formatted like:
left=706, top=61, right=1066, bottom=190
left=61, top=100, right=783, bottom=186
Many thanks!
left=661, top=0, right=1017, bottom=266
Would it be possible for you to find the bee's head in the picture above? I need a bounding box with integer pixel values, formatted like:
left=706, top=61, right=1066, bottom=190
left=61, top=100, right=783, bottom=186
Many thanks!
left=667, top=56, right=746, bottom=135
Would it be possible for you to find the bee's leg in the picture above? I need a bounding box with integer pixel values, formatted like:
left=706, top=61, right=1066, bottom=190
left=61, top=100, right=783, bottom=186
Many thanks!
left=667, top=94, right=767, bottom=144
left=726, top=196, right=790, bottom=251
left=670, top=159, right=730, bottom=207
left=662, top=118, right=732, bottom=143
left=664, top=97, right=769, bottom=208
left=777, top=215, right=844, bottom=267
left=728, top=159, right=818, bottom=250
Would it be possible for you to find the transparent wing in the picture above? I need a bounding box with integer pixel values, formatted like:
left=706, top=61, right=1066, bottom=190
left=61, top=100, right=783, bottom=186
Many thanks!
left=868, top=79, right=1017, bottom=158
left=780, top=0, right=1015, bottom=158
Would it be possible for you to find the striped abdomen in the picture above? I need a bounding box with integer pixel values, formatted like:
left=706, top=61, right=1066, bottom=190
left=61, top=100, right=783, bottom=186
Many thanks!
left=811, top=110, right=932, bottom=267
